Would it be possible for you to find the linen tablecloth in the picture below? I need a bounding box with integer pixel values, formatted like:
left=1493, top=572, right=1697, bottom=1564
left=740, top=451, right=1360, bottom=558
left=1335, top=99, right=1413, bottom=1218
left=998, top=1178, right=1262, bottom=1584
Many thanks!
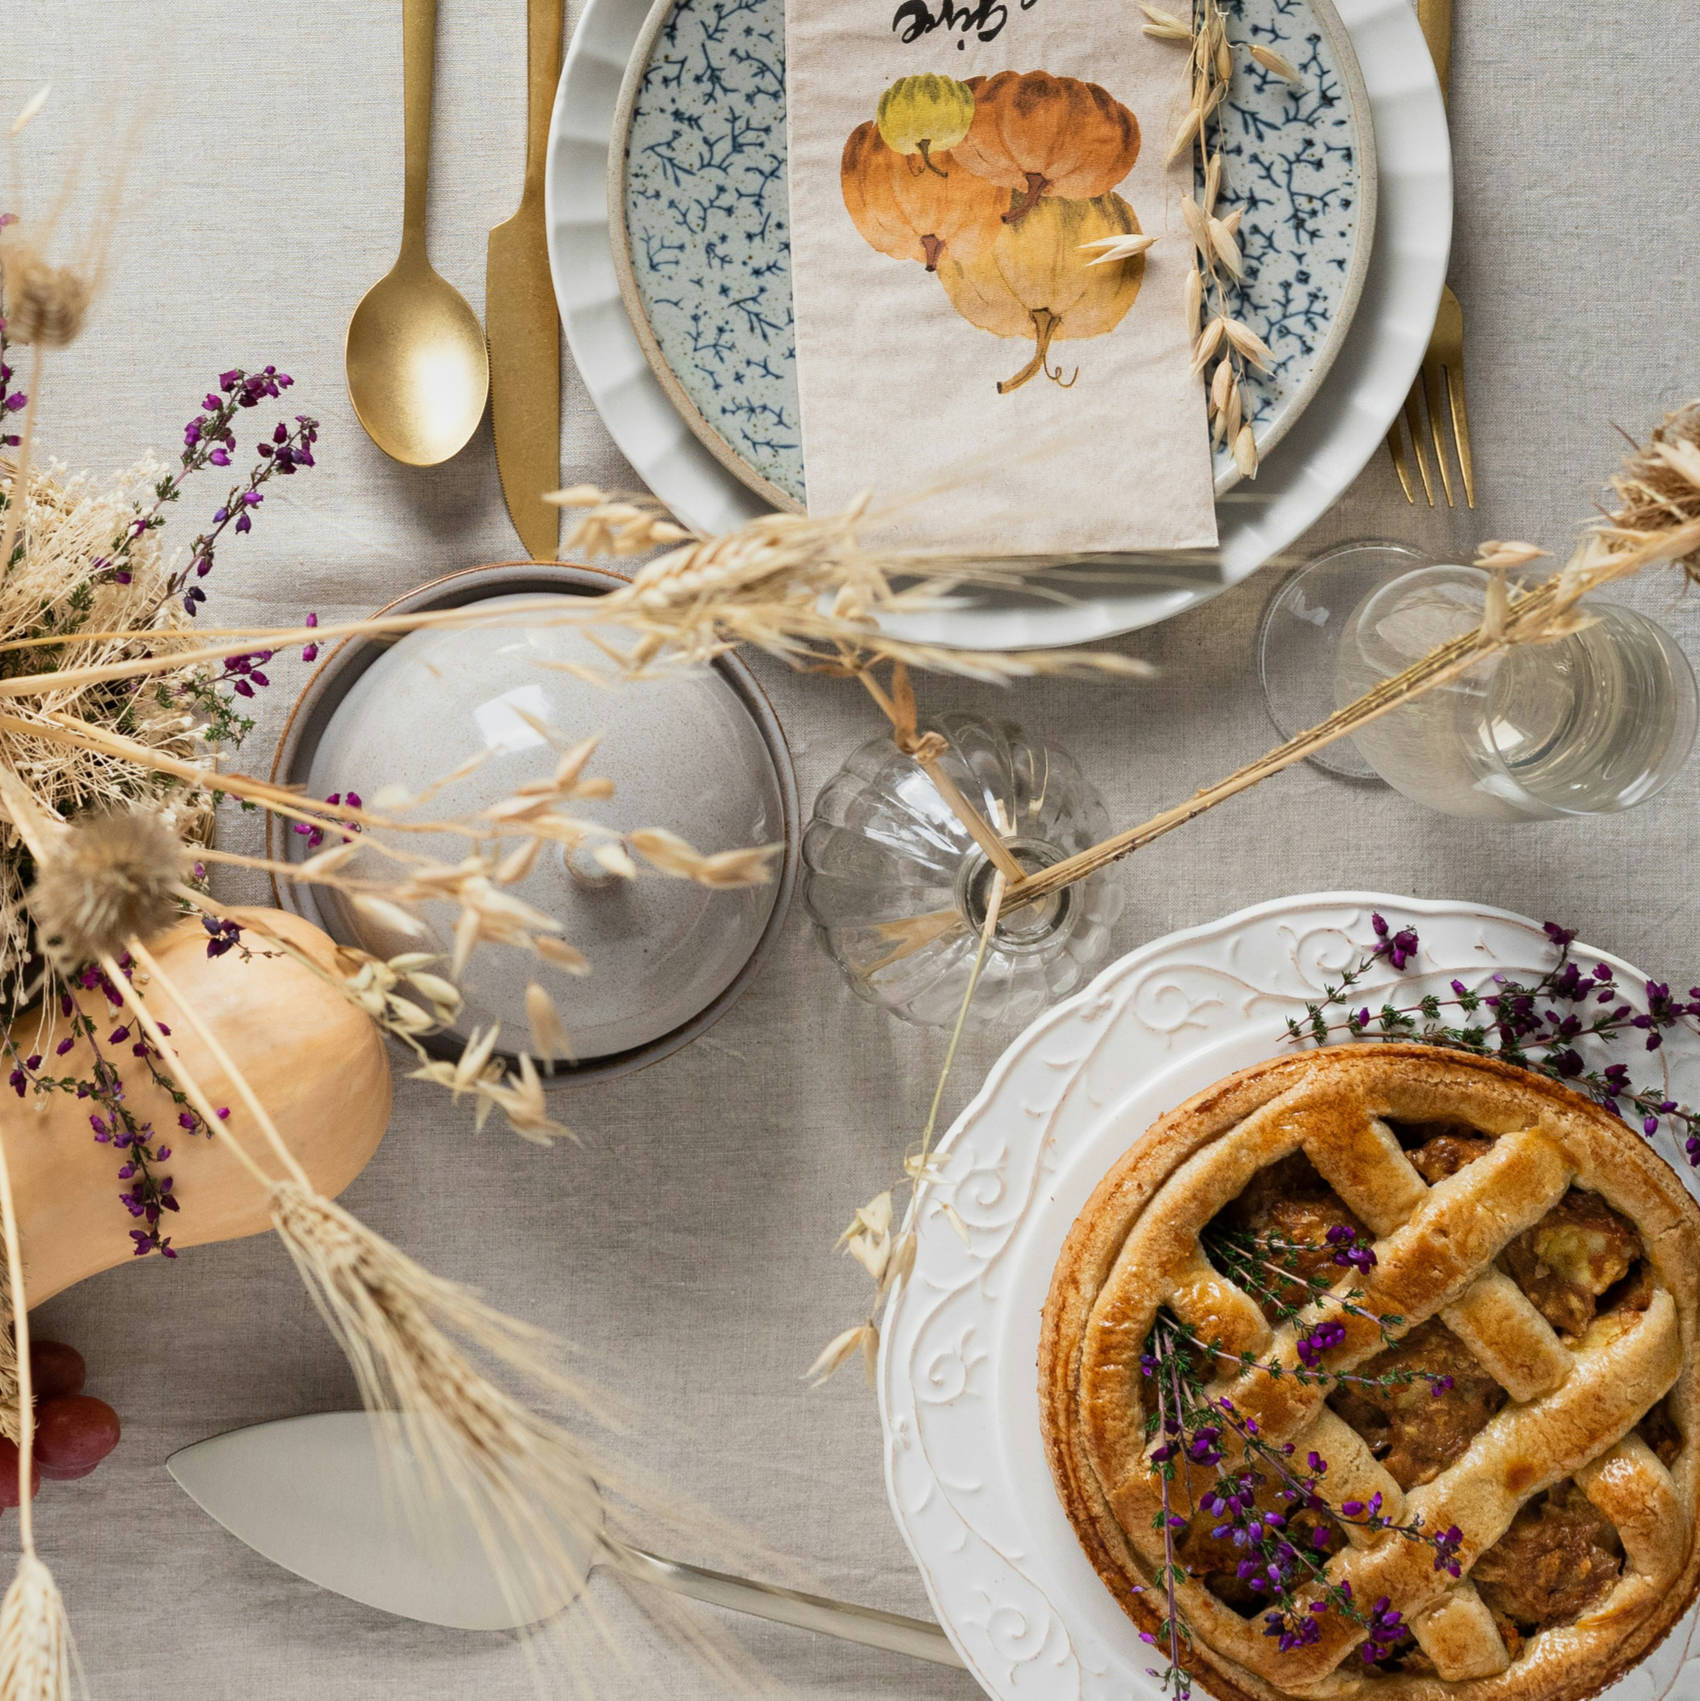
left=5, top=2, right=1700, bottom=1695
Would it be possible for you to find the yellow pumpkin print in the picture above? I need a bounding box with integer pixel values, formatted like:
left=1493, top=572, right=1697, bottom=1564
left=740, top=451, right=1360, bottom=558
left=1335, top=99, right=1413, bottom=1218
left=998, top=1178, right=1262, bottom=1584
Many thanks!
left=875, top=75, right=976, bottom=178
left=937, top=194, right=1145, bottom=393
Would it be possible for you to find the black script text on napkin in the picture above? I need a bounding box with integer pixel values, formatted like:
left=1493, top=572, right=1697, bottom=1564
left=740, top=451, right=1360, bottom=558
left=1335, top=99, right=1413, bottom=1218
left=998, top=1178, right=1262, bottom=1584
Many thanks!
left=892, top=0, right=1040, bottom=50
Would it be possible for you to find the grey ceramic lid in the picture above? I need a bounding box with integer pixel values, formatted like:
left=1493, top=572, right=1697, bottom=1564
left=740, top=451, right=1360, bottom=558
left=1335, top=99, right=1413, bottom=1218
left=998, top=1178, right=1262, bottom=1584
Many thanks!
left=275, top=576, right=795, bottom=1075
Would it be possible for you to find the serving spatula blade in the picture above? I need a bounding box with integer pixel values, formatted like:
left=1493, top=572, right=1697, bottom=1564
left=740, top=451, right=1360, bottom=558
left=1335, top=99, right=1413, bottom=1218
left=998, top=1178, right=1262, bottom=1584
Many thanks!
left=167, top=1412, right=584, bottom=1629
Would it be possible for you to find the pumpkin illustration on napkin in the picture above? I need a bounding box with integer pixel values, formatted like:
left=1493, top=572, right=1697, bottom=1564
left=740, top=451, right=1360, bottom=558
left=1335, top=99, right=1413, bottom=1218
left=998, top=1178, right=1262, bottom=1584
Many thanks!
left=839, top=70, right=1145, bottom=394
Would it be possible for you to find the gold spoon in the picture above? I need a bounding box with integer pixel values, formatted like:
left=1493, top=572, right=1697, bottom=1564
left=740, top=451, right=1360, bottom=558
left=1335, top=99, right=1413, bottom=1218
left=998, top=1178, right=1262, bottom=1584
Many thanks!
left=345, top=0, right=489, bottom=466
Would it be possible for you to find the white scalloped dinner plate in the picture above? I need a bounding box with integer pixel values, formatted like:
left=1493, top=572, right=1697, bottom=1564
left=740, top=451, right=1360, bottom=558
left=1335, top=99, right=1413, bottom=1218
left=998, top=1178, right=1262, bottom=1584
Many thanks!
left=545, top=0, right=1451, bottom=651
left=876, top=892, right=1700, bottom=1701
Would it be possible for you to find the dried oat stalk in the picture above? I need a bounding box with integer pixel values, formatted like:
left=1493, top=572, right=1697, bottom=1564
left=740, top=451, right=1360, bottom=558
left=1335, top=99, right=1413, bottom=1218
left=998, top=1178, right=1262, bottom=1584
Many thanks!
left=1144, top=0, right=1291, bottom=476
left=1599, top=402, right=1700, bottom=579
left=549, top=487, right=1150, bottom=685
left=994, top=410, right=1700, bottom=913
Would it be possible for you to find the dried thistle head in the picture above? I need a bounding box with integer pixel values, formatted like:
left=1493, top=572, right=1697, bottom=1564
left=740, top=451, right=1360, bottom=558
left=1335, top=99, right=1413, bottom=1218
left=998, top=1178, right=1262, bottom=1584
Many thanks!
left=1604, top=403, right=1700, bottom=580
left=0, top=245, right=91, bottom=349
left=28, top=805, right=185, bottom=968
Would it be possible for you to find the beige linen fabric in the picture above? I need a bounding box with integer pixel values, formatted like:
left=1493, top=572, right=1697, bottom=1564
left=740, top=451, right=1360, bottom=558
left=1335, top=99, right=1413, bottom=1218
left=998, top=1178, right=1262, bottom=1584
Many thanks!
left=3, top=2, right=1700, bottom=1698
left=784, top=0, right=1217, bottom=553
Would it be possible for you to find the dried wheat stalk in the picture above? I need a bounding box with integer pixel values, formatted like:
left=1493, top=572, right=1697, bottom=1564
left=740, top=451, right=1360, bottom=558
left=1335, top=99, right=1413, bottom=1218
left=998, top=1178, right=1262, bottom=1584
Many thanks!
left=995, top=407, right=1700, bottom=911
left=0, top=1118, right=75, bottom=1701
left=98, top=936, right=622, bottom=1640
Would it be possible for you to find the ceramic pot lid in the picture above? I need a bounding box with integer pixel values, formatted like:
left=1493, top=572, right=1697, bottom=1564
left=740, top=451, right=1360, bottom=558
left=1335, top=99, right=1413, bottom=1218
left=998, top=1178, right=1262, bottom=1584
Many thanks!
left=288, top=587, right=791, bottom=1069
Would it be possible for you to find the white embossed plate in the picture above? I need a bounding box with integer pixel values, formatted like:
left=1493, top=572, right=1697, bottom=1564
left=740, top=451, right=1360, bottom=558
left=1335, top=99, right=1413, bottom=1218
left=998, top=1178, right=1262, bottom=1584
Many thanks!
left=610, top=0, right=1376, bottom=509
left=877, top=891, right=1700, bottom=1700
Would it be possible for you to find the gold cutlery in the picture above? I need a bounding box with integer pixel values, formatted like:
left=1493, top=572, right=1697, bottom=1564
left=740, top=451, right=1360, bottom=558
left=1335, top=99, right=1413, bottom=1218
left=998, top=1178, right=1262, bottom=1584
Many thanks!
left=487, top=0, right=565, bottom=559
left=346, top=0, right=490, bottom=467
left=1384, top=0, right=1475, bottom=509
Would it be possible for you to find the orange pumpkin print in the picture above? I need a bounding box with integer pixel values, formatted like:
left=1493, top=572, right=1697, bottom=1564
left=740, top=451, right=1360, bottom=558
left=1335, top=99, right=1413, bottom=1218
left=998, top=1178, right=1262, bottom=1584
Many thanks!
left=840, top=70, right=1147, bottom=396
left=953, top=71, right=1141, bottom=223
left=840, top=121, right=1008, bottom=272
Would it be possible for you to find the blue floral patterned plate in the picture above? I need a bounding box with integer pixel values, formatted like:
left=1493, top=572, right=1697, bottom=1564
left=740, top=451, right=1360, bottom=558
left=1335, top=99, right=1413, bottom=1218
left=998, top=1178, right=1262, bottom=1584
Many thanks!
left=610, top=0, right=1375, bottom=510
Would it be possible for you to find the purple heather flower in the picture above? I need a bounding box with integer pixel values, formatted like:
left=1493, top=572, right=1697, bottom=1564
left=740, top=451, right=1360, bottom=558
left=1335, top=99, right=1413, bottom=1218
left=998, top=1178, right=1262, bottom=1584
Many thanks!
left=1296, top=1319, right=1346, bottom=1368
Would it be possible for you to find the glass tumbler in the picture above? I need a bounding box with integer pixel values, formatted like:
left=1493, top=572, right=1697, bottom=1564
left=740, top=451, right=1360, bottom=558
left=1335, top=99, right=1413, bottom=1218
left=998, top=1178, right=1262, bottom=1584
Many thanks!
left=1334, top=564, right=1698, bottom=819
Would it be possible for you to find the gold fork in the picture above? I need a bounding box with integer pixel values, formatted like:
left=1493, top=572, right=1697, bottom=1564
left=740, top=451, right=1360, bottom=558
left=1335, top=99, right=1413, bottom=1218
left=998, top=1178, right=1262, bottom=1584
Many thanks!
left=1383, top=0, right=1475, bottom=508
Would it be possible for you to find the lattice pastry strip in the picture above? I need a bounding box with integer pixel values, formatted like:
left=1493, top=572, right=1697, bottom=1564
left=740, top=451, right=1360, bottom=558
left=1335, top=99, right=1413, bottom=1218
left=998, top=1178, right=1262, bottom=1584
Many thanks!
left=1143, top=1159, right=1574, bottom=1683
left=1575, top=1436, right=1690, bottom=1616
left=1154, top=1252, right=1504, bottom=1677
left=1143, top=1129, right=1576, bottom=1474
left=1043, top=1045, right=1700, bottom=1701
left=1439, top=1269, right=1573, bottom=1403
left=1168, top=1272, right=1680, bottom=1686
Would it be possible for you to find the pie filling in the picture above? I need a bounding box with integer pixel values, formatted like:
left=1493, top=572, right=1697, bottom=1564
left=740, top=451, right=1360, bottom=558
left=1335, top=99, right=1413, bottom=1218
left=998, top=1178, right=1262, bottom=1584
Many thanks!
left=1185, top=1125, right=1657, bottom=1663
left=1211, top=1151, right=1370, bottom=1322
left=1176, top=1488, right=1346, bottom=1618
left=1328, top=1318, right=1506, bottom=1490
left=1473, top=1482, right=1625, bottom=1641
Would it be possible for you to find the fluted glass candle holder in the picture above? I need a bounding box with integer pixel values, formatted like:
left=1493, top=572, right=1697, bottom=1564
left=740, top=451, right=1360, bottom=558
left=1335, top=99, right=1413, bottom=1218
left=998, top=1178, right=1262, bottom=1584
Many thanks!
left=803, top=713, right=1122, bottom=1028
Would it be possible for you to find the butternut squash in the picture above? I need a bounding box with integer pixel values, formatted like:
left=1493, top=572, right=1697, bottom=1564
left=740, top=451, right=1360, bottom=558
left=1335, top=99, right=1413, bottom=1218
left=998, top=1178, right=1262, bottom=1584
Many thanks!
left=2, top=907, right=391, bottom=1303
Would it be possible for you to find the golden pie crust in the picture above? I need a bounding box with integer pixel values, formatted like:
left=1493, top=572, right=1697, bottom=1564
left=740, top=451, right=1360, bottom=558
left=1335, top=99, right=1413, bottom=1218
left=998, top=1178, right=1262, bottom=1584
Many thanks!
left=1039, top=1044, right=1700, bottom=1701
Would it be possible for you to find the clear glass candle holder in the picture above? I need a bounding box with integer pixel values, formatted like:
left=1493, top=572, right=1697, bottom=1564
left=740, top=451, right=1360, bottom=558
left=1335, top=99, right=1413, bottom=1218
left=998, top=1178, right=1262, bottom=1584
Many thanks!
left=802, top=713, right=1122, bottom=1028
left=1335, top=564, right=1698, bottom=819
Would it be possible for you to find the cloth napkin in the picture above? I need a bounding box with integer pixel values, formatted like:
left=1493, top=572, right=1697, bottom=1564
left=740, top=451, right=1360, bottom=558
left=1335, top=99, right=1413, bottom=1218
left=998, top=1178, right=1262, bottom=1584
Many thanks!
left=784, top=0, right=1218, bottom=556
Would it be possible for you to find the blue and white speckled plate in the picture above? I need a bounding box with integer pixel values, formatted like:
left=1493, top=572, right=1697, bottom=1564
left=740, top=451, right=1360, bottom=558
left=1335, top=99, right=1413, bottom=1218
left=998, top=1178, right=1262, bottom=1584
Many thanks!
left=609, top=0, right=1376, bottom=511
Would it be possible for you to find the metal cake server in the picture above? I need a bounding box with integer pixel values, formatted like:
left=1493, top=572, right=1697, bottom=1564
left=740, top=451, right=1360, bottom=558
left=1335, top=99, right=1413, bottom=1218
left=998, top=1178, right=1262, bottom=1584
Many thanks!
left=168, top=1413, right=962, bottom=1666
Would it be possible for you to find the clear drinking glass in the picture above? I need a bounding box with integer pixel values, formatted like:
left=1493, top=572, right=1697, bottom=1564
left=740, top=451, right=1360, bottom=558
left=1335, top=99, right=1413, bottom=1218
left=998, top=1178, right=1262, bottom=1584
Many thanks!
left=1258, top=541, right=1430, bottom=779
left=1333, top=564, right=1699, bottom=819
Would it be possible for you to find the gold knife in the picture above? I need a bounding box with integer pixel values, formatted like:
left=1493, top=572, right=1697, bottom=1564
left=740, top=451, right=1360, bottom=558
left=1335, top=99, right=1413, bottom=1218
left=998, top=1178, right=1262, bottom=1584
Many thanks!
left=487, top=0, right=564, bottom=560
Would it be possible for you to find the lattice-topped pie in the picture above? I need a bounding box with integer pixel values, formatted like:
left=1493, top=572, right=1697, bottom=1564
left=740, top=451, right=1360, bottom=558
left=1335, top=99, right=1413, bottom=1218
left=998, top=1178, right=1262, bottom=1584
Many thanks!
left=1040, top=1044, right=1700, bottom=1701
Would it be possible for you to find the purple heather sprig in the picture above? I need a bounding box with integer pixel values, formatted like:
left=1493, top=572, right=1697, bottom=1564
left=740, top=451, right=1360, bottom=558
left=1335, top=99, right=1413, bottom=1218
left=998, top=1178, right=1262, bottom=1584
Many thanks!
left=1287, top=916, right=1700, bottom=1166
left=1369, top=911, right=1420, bottom=971
left=4, top=959, right=233, bottom=1258
left=93, top=367, right=317, bottom=602
left=0, top=212, right=23, bottom=451
left=293, top=792, right=362, bottom=852
left=201, top=916, right=243, bottom=959
left=174, top=410, right=320, bottom=618
left=1192, top=1225, right=1457, bottom=1398
left=1139, top=1310, right=1464, bottom=1686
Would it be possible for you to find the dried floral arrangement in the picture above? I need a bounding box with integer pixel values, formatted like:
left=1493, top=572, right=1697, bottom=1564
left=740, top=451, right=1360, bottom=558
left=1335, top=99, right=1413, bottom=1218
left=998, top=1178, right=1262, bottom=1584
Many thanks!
left=0, top=88, right=1160, bottom=1687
